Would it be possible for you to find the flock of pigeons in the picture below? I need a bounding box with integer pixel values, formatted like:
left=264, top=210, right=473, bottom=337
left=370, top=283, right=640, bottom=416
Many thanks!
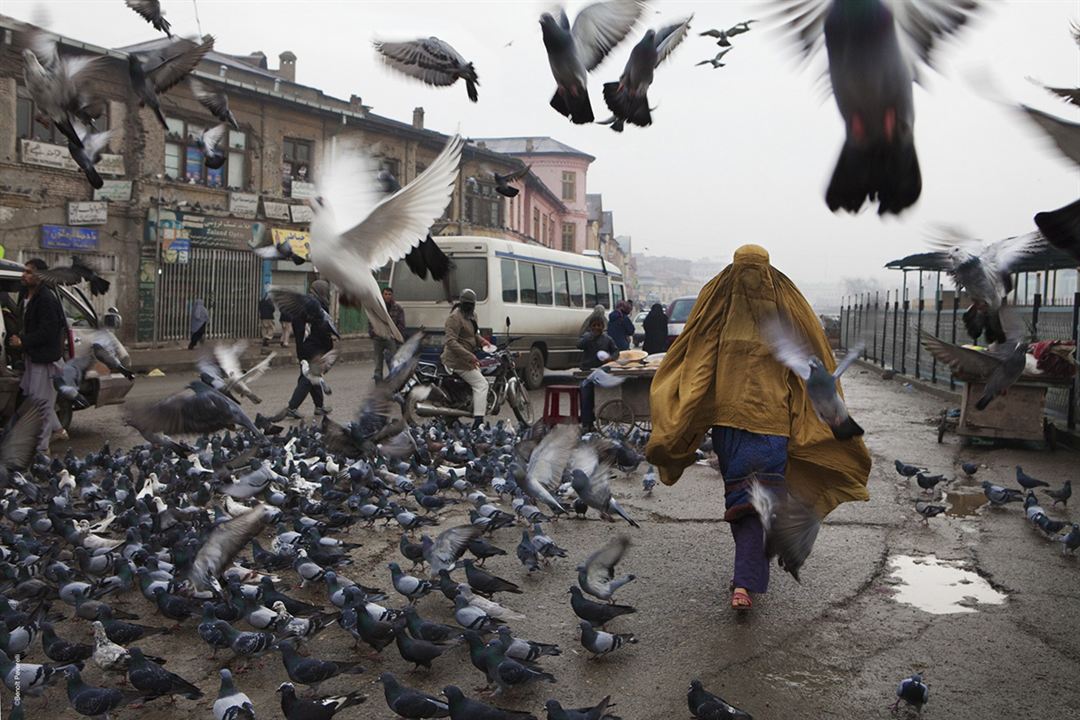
left=897, top=459, right=1078, bottom=553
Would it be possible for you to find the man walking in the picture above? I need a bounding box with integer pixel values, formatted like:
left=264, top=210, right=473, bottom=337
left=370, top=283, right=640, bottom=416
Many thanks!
left=371, top=286, right=406, bottom=380
left=258, top=293, right=276, bottom=347
left=8, top=259, right=67, bottom=451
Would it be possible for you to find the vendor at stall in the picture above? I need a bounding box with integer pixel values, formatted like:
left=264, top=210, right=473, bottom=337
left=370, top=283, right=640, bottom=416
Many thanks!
left=578, top=314, right=620, bottom=432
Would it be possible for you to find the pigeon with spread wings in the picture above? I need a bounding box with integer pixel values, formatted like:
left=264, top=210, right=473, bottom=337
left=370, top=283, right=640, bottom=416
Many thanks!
left=920, top=330, right=1028, bottom=411
left=126, top=0, right=171, bottom=37
left=125, top=380, right=265, bottom=449
left=128, top=35, right=214, bottom=129
left=763, top=316, right=864, bottom=440
left=309, top=134, right=463, bottom=342
left=602, top=14, right=693, bottom=131
left=31, top=256, right=111, bottom=296
left=773, top=0, right=983, bottom=215
left=22, top=32, right=100, bottom=149
left=540, top=0, right=648, bottom=124
left=374, top=37, right=479, bottom=102
left=189, top=78, right=240, bottom=130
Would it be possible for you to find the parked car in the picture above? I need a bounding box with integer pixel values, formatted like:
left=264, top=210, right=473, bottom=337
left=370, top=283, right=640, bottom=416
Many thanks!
left=0, top=259, right=134, bottom=430
left=666, top=295, right=698, bottom=347
left=632, top=310, right=648, bottom=346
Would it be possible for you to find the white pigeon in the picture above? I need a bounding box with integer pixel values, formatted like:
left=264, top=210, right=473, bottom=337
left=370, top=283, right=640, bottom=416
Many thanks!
left=309, top=133, right=464, bottom=341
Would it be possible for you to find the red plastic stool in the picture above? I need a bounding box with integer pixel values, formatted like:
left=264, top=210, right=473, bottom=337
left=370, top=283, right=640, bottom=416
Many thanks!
left=543, top=384, right=580, bottom=425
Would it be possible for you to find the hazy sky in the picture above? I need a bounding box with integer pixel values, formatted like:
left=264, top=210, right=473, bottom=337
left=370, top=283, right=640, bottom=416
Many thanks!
left=6, top=0, right=1079, bottom=289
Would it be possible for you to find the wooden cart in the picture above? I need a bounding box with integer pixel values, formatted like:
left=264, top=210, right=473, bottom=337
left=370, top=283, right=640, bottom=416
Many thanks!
left=578, top=366, right=657, bottom=435
left=936, top=374, right=1069, bottom=448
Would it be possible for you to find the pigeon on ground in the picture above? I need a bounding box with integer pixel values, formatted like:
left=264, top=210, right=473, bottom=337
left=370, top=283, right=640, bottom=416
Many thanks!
left=1046, top=480, right=1071, bottom=507
left=374, top=37, right=480, bottom=102
left=394, top=623, right=451, bottom=670
left=578, top=621, right=636, bottom=659
left=1058, top=524, right=1080, bottom=554
left=278, top=681, right=366, bottom=720
left=443, top=684, right=536, bottom=719
left=0, top=649, right=68, bottom=697
left=65, top=666, right=143, bottom=718
left=128, top=36, right=215, bottom=129
left=280, top=639, right=364, bottom=690
left=126, top=646, right=202, bottom=700
left=1015, top=466, right=1050, bottom=490
left=894, top=460, right=923, bottom=477
left=545, top=695, right=620, bottom=720
left=892, top=673, right=928, bottom=714
left=462, top=559, right=522, bottom=598
left=423, top=524, right=484, bottom=578
left=982, top=481, right=1024, bottom=506
left=126, top=0, right=172, bottom=36
left=377, top=672, right=450, bottom=718
left=749, top=480, right=822, bottom=582
left=961, top=462, right=979, bottom=476
left=914, top=501, right=946, bottom=524
left=602, top=15, right=692, bottom=131
left=578, top=535, right=635, bottom=602
left=189, top=77, right=240, bottom=129
left=764, top=317, right=864, bottom=439
left=453, top=593, right=503, bottom=633
left=920, top=331, right=1028, bottom=409
left=540, top=0, right=647, bottom=124
left=309, top=134, right=462, bottom=342
left=688, top=680, right=752, bottom=719
left=915, top=472, right=946, bottom=494
left=213, top=669, right=255, bottom=720
left=41, top=622, right=93, bottom=664
left=776, top=1, right=982, bottom=214
left=389, top=562, right=433, bottom=604
left=569, top=586, right=635, bottom=627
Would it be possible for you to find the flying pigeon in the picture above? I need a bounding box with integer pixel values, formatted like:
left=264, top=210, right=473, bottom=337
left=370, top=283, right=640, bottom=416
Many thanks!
left=189, top=77, right=240, bottom=129
left=128, top=35, right=215, bottom=129
left=763, top=317, right=864, bottom=439
left=309, top=133, right=463, bottom=342
left=197, top=122, right=229, bottom=170
left=124, top=381, right=264, bottom=447
left=67, top=120, right=112, bottom=189
left=695, top=47, right=732, bottom=68
left=126, top=0, right=171, bottom=36
left=919, top=331, right=1028, bottom=410
left=540, top=0, right=648, bottom=124
left=190, top=504, right=279, bottom=593
left=602, top=14, right=692, bottom=131
left=578, top=535, right=636, bottom=601
left=749, top=479, right=822, bottom=581
left=775, top=0, right=982, bottom=215
left=31, top=256, right=111, bottom=296
left=374, top=37, right=480, bottom=102
left=22, top=32, right=99, bottom=148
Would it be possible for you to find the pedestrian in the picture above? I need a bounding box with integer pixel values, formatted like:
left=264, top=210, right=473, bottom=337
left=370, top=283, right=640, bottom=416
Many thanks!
left=646, top=245, right=870, bottom=611
left=271, top=280, right=335, bottom=420
left=607, top=300, right=635, bottom=351
left=371, top=286, right=405, bottom=380
left=8, top=259, right=67, bottom=450
left=578, top=314, right=619, bottom=433
left=188, top=298, right=209, bottom=350
left=441, top=288, right=487, bottom=430
left=642, top=302, right=668, bottom=354
left=258, top=293, right=276, bottom=347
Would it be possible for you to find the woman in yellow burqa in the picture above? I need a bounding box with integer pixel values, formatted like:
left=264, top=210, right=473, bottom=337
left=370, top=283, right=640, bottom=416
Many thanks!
left=646, top=245, right=871, bottom=610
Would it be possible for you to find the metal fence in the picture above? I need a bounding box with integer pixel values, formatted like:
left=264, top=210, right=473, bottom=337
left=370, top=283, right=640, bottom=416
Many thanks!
left=838, top=285, right=1080, bottom=430
left=156, top=247, right=261, bottom=342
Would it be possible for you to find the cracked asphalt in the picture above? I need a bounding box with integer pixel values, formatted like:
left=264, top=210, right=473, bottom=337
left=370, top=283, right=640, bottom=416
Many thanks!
left=21, top=358, right=1080, bottom=719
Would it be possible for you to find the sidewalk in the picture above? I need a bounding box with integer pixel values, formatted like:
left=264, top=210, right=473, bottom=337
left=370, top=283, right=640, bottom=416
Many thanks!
left=126, top=336, right=376, bottom=374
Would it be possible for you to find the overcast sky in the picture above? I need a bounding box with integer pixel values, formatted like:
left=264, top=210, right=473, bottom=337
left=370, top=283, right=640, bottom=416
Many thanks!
left=7, top=0, right=1079, bottom=290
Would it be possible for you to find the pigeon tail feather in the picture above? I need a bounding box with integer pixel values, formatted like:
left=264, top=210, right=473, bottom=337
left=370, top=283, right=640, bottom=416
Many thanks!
left=551, top=88, right=594, bottom=124
left=602, top=82, right=652, bottom=129
left=826, top=139, right=921, bottom=216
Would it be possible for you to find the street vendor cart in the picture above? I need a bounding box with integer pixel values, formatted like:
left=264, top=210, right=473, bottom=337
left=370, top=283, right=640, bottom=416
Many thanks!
left=576, top=352, right=663, bottom=434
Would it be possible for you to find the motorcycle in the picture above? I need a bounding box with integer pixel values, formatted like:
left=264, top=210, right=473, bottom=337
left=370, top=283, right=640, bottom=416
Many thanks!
left=404, top=318, right=533, bottom=426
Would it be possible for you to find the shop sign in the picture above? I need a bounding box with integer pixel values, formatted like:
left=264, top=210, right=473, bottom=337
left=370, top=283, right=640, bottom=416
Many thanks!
left=67, top=201, right=108, bottom=226
left=271, top=228, right=310, bottom=260
left=262, top=200, right=291, bottom=221
left=229, top=192, right=259, bottom=219
left=41, top=224, right=99, bottom=250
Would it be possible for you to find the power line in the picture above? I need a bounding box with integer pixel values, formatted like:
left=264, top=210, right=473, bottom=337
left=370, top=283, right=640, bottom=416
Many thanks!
left=192, top=0, right=203, bottom=37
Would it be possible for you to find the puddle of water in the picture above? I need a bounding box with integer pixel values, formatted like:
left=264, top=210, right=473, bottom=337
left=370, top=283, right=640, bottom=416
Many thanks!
left=943, top=490, right=986, bottom=518
left=886, top=555, right=1006, bottom=614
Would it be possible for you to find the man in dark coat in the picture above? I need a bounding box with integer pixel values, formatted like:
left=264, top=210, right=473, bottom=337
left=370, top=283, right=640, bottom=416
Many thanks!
left=642, top=303, right=668, bottom=354
left=607, top=300, right=635, bottom=350
left=271, top=280, right=335, bottom=420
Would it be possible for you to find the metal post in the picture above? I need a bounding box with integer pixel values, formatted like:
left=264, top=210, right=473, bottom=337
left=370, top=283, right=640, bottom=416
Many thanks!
left=844, top=295, right=852, bottom=351
left=901, top=271, right=909, bottom=375
left=871, top=290, right=879, bottom=362
left=856, top=293, right=863, bottom=351
left=839, top=296, right=846, bottom=350
left=1032, top=292, right=1041, bottom=339
left=950, top=288, right=959, bottom=391
left=881, top=289, right=889, bottom=367
left=1069, top=291, right=1079, bottom=430
left=932, top=271, right=942, bottom=383
left=915, top=272, right=924, bottom=379
left=892, top=293, right=900, bottom=371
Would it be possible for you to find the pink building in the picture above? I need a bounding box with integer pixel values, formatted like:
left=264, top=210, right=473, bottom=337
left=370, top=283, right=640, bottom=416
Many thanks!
left=474, top=137, right=595, bottom=253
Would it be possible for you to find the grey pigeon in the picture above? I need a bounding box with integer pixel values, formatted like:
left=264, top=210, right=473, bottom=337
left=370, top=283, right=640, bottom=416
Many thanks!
left=776, top=1, right=981, bottom=215
left=521, top=423, right=578, bottom=515
left=1058, top=524, right=1080, bottom=554
left=126, top=646, right=202, bottom=700
left=128, top=36, right=215, bottom=129
left=1015, top=466, right=1050, bottom=490
left=189, top=77, right=240, bottom=129
left=602, top=15, right=692, bottom=131
left=443, top=685, right=536, bottom=720
left=982, top=481, right=1024, bottom=506
left=190, top=504, right=278, bottom=593
left=688, top=680, right=752, bottom=719
left=578, top=620, right=636, bottom=658
left=1045, top=480, right=1071, bottom=507
left=540, top=0, right=647, bottom=124
left=914, top=500, right=946, bottom=524
left=920, top=331, right=1027, bottom=410
left=892, top=673, right=928, bottom=714
left=125, top=380, right=265, bottom=446
left=544, top=695, right=620, bottom=720
left=578, top=535, right=635, bottom=601
left=764, top=317, right=864, bottom=440
left=749, top=480, right=822, bottom=582
left=569, top=442, right=639, bottom=527
left=569, top=586, right=635, bottom=627
left=377, top=672, right=449, bottom=718
left=374, top=37, right=479, bottom=102
left=695, top=47, right=732, bottom=69
left=198, top=122, right=229, bottom=170
left=213, top=668, right=255, bottom=720
left=22, top=32, right=98, bottom=148
left=126, top=0, right=171, bottom=36
left=67, top=121, right=112, bottom=190
left=424, top=524, right=485, bottom=578
left=64, top=666, right=143, bottom=718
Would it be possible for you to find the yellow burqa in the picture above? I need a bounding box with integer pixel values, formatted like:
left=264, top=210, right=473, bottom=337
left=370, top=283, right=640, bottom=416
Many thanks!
left=646, top=245, right=871, bottom=517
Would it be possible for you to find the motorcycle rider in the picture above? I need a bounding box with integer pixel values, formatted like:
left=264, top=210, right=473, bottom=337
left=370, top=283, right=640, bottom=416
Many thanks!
left=441, top=288, right=487, bottom=429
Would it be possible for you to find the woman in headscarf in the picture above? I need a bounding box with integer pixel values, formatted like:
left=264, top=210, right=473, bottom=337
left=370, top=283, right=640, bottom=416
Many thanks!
left=642, top=303, right=668, bottom=354
left=188, top=298, right=209, bottom=349
left=607, top=300, right=635, bottom=351
left=272, top=280, right=335, bottom=420
left=646, top=245, right=870, bottom=611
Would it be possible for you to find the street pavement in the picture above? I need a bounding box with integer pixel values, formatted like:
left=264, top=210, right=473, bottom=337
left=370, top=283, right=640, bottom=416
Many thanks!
left=36, top=358, right=1080, bottom=719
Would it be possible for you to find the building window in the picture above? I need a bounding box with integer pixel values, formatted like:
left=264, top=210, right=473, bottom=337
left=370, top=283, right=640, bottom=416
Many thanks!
left=547, top=216, right=554, bottom=247
left=533, top=208, right=540, bottom=243
left=282, top=137, right=313, bottom=195
left=561, top=222, right=575, bottom=252
left=164, top=116, right=246, bottom=188
left=561, top=171, right=576, bottom=201
left=465, top=180, right=503, bottom=228
left=541, top=215, right=548, bottom=247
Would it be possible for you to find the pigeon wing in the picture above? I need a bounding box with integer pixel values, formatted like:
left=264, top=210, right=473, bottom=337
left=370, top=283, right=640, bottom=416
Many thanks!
left=919, top=331, right=1002, bottom=378
left=201, top=122, right=229, bottom=154
left=213, top=342, right=247, bottom=380
left=497, top=163, right=532, bottom=183
left=526, top=423, right=579, bottom=492
left=374, top=38, right=466, bottom=87
left=982, top=230, right=1050, bottom=275
left=190, top=504, right=274, bottom=591
left=188, top=78, right=233, bottom=123
left=268, top=288, right=321, bottom=323
left=832, top=342, right=865, bottom=379
left=585, top=535, right=629, bottom=586
left=571, top=0, right=647, bottom=71
left=126, top=0, right=167, bottom=30
left=428, top=524, right=484, bottom=575
left=761, top=317, right=812, bottom=380
left=126, top=388, right=234, bottom=434
left=769, top=0, right=830, bottom=61
left=568, top=441, right=601, bottom=479
left=33, top=265, right=84, bottom=287
left=146, top=36, right=214, bottom=93
left=892, top=0, right=983, bottom=67
left=1018, top=105, right=1080, bottom=167
left=654, top=14, right=694, bottom=66
left=0, top=400, right=46, bottom=470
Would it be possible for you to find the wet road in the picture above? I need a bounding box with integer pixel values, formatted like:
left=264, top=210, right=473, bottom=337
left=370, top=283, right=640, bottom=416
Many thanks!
left=25, top=359, right=1080, bottom=718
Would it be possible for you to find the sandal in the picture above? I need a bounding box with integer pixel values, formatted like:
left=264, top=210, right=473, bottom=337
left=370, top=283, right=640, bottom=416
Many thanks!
left=731, top=588, right=752, bottom=611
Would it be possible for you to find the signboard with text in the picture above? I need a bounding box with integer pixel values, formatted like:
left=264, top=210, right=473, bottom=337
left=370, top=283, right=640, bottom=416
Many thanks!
left=271, top=228, right=310, bottom=260
left=21, top=139, right=124, bottom=176
left=289, top=180, right=317, bottom=200
left=261, top=200, right=291, bottom=221
left=67, top=201, right=108, bottom=226
left=229, top=192, right=258, bottom=219
left=42, top=224, right=99, bottom=251
left=94, top=180, right=133, bottom=202
left=147, top=208, right=264, bottom=251
left=289, top=204, right=313, bottom=223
